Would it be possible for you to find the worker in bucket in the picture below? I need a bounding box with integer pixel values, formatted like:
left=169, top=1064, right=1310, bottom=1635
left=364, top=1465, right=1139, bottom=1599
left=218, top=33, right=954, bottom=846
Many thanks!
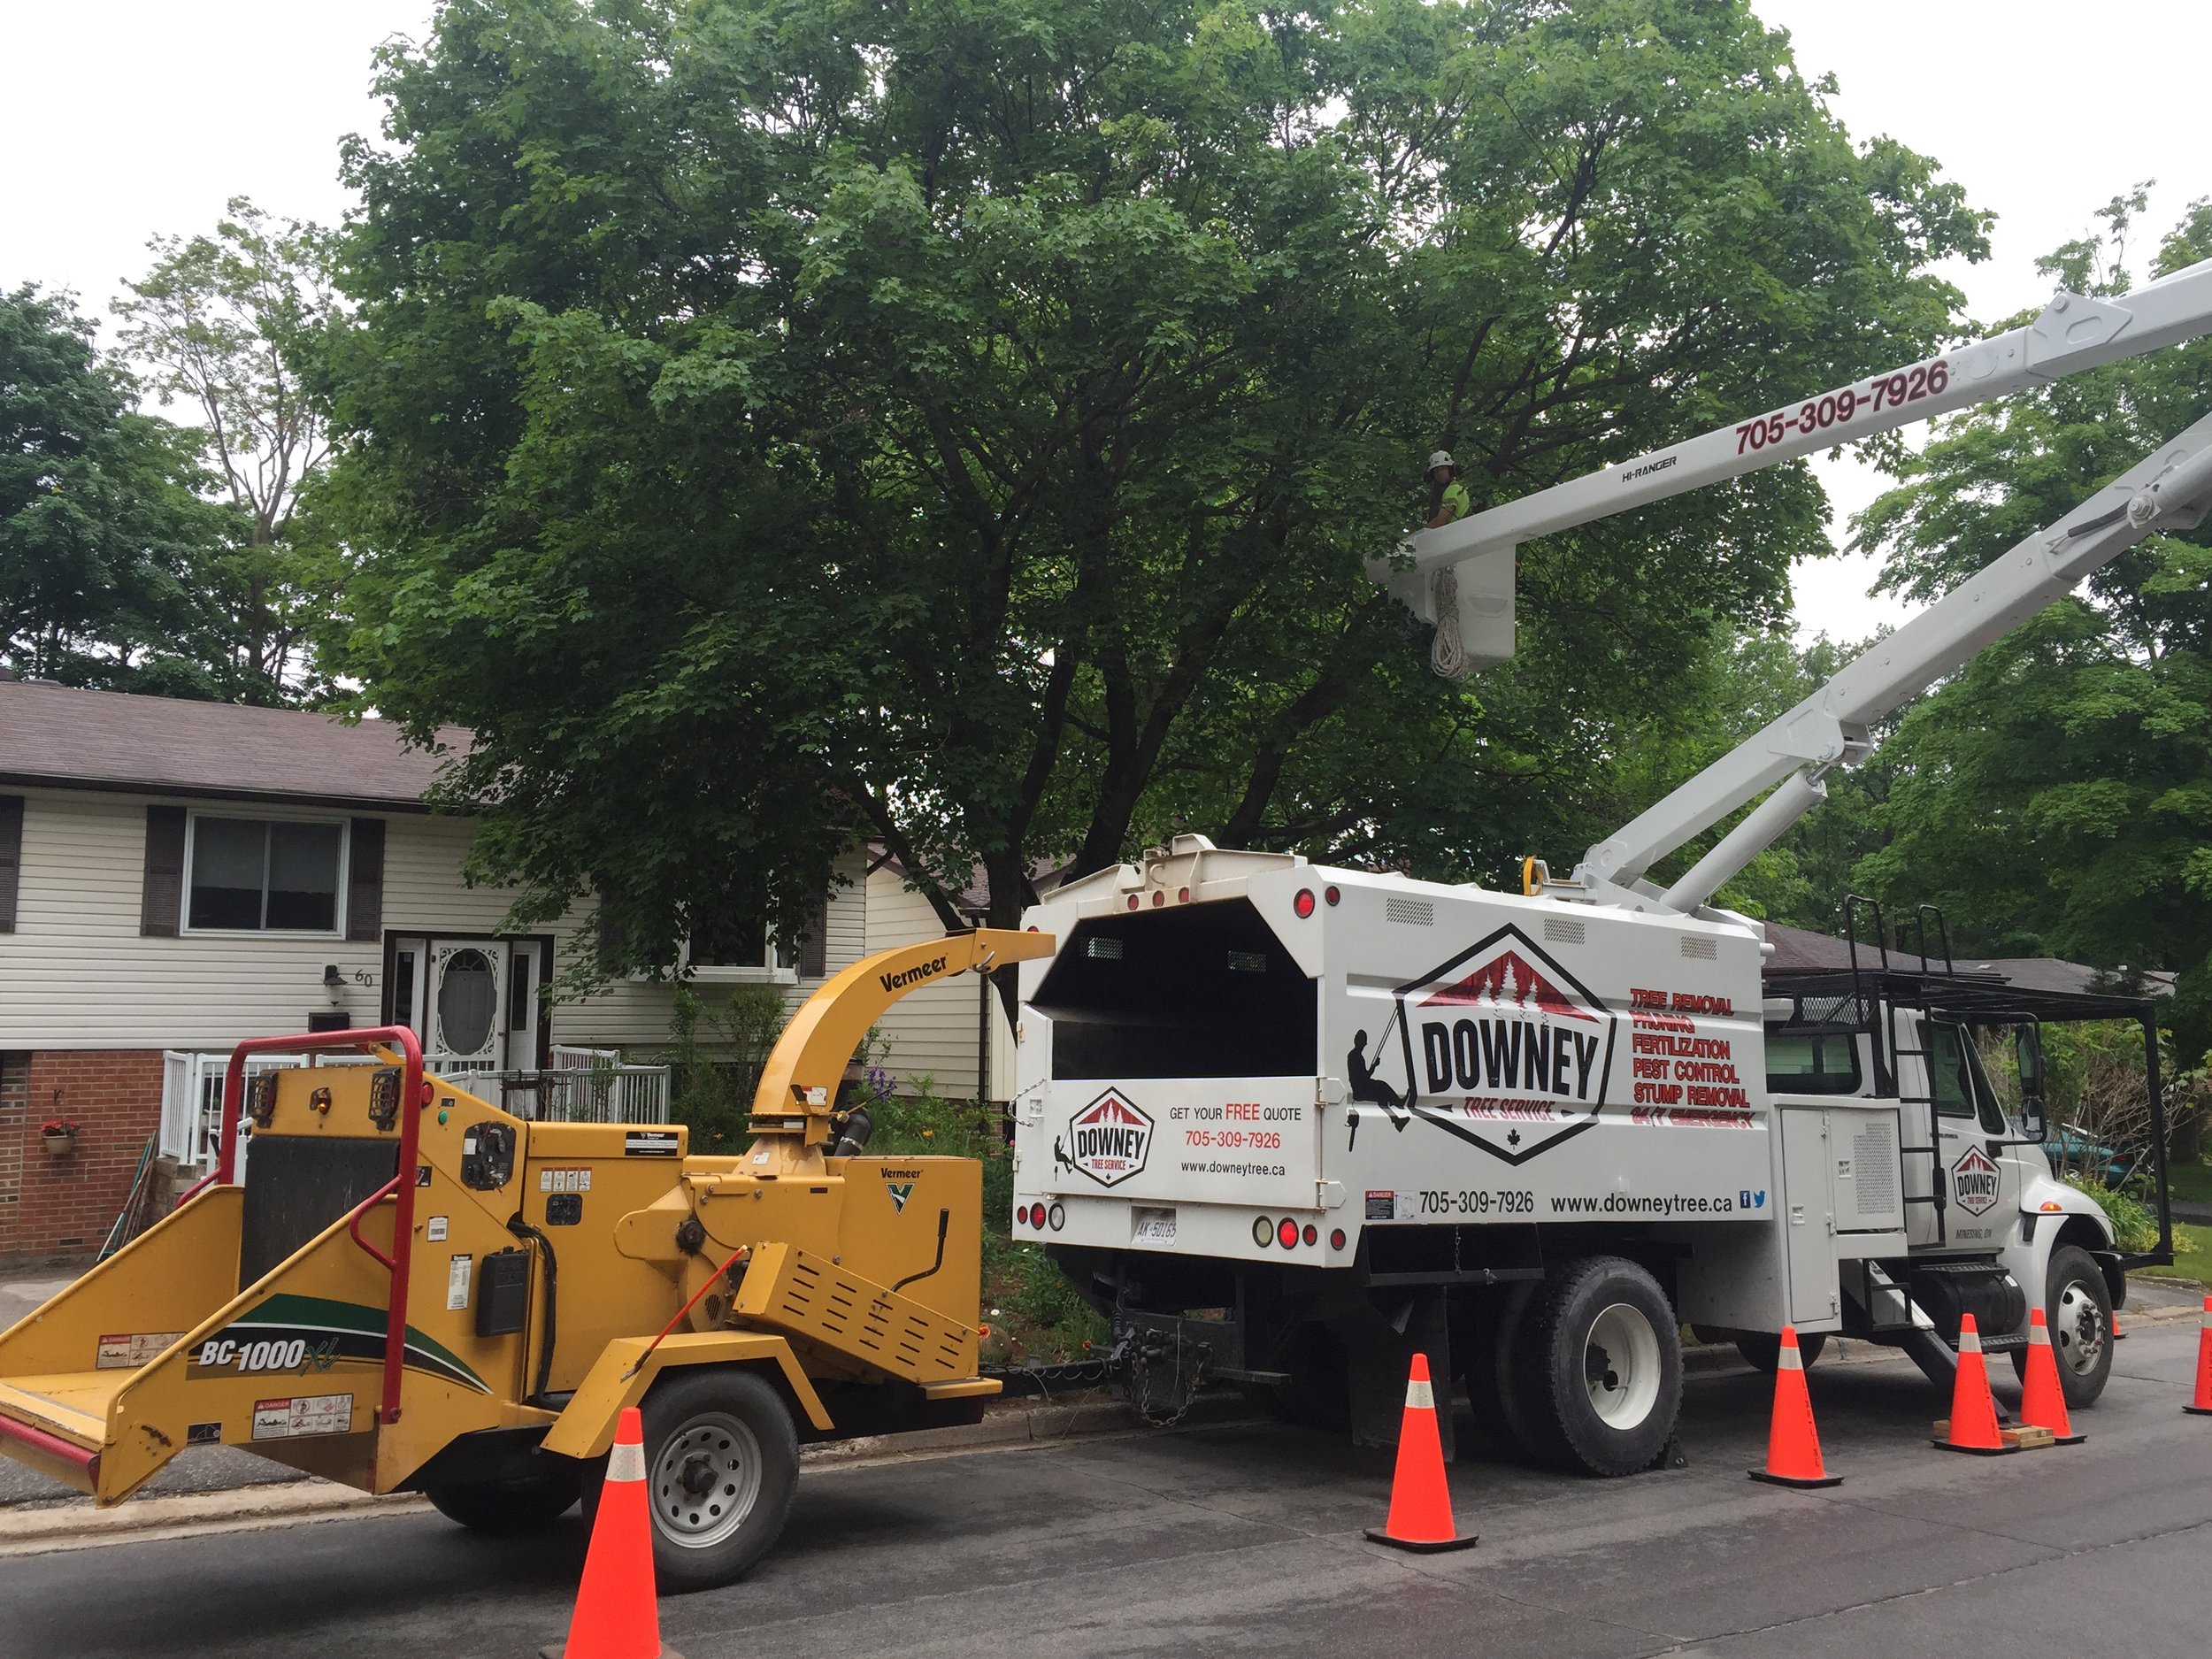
left=1425, top=449, right=1471, bottom=528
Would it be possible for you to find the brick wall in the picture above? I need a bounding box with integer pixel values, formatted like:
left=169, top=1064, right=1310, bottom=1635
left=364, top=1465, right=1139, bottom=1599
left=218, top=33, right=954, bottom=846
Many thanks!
left=0, top=1050, right=165, bottom=1263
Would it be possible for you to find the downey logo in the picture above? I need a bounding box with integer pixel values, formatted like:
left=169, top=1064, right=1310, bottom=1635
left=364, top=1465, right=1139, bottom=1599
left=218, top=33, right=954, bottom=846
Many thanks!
left=1066, top=1090, right=1153, bottom=1187
left=1384, top=926, right=1619, bottom=1166
left=1951, top=1146, right=2001, bottom=1216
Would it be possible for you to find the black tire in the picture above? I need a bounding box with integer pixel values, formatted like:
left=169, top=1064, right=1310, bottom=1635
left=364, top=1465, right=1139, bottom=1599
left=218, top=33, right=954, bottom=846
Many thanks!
left=1493, top=1279, right=1565, bottom=1464
left=2008, top=1243, right=2115, bottom=1408
left=1451, top=1291, right=1511, bottom=1444
left=1735, top=1331, right=1828, bottom=1374
left=582, top=1368, right=800, bottom=1591
left=425, top=1465, right=583, bottom=1533
left=1521, top=1257, right=1683, bottom=1477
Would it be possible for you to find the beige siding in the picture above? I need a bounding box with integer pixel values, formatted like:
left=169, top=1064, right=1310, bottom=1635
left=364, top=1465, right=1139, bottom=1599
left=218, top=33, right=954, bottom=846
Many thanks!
left=0, top=790, right=868, bottom=1060
left=863, top=865, right=1016, bottom=1102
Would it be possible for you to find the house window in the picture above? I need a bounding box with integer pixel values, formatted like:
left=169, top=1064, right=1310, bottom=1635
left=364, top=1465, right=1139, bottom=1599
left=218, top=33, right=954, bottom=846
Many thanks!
left=186, top=815, right=346, bottom=934
left=687, top=919, right=796, bottom=982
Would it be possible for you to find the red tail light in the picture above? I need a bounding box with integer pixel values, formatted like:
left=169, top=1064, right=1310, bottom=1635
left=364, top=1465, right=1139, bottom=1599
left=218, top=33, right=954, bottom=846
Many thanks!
left=1302, top=1224, right=1317, bottom=1246
left=1278, top=1217, right=1300, bottom=1249
left=1293, top=888, right=1316, bottom=918
left=1329, top=1228, right=1347, bottom=1250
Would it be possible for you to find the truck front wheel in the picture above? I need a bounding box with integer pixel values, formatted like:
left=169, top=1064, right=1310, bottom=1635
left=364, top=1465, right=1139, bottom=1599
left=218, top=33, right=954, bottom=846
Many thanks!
left=2010, top=1243, right=2114, bottom=1408
left=583, top=1368, right=801, bottom=1591
left=1523, top=1257, right=1682, bottom=1477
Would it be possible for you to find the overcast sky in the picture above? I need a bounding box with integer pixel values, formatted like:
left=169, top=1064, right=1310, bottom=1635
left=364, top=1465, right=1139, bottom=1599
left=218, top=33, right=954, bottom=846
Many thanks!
left=4, top=1, right=2208, bottom=642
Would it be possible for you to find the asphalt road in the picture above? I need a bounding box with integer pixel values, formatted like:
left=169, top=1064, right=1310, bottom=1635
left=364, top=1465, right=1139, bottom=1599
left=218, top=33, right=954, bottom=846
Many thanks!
left=4, top=1321, right=2208, bottom=1659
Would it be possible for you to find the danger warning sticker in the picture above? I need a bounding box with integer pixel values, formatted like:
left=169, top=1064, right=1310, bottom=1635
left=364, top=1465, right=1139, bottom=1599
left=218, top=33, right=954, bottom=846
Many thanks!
left=250, top=1394, right=353, bottom=1440
left=96, top=1332, right=182, bottom=1370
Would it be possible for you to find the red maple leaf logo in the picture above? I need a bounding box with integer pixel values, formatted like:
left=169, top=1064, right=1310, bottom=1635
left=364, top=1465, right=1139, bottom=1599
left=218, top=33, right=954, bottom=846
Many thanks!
left=1420, top=949, right=1595, bottom=1022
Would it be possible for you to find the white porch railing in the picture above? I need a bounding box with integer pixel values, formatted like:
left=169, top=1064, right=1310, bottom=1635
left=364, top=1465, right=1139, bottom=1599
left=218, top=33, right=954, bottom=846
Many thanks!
left=160, top=1048, right=672, bottom=1172
left=159, top=1051, right=378, bottom=1174
left=495, top=1048, right=673, bottom=1125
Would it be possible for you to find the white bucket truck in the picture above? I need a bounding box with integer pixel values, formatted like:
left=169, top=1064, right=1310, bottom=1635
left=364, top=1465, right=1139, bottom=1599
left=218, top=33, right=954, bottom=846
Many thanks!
left=1010, top=258, right=2212, bottom=1471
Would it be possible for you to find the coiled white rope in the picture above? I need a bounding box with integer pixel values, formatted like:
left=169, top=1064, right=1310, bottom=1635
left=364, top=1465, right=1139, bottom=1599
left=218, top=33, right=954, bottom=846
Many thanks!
left=1429, top=565, right=1471, bottom=680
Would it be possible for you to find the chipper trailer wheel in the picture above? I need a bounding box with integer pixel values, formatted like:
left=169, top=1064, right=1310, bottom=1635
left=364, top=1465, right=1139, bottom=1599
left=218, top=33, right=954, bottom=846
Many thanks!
left=1520, top=1256, right=1683, bottom=1477
left=2009, top=1243, right=2115, bottom=1409
left=583, top=1367, right=801, bottom=1592
left=426, top=1466, right=584, bottom=1533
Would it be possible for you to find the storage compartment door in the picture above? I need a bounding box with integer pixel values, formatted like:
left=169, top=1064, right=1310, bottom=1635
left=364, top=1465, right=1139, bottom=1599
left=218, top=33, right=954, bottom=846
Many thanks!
left=1778, top=1108, right=1839, bottom=1326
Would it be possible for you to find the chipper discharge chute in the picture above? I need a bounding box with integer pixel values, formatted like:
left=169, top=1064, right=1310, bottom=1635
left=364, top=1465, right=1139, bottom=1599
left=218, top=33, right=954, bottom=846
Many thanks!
left=0, top=927, right=1052, bottom=1588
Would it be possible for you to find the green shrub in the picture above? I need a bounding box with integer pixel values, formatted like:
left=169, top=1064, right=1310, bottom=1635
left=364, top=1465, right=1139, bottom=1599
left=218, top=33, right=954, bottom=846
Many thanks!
left=2064, top=1172, right=2161, bottom=1254
left=666, top=983, right=788, bottom=1153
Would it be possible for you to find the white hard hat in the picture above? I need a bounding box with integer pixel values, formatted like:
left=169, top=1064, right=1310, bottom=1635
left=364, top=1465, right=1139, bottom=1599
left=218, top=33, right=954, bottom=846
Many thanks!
left=1427, top=450, right=1455, bottom=472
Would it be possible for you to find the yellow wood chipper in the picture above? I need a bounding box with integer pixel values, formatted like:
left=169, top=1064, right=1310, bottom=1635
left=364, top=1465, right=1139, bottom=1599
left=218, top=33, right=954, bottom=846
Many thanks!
left=0, top=929, right=1051, bottom=1587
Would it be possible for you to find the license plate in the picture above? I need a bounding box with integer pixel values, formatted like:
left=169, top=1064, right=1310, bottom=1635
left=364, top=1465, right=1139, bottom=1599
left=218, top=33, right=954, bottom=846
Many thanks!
left=1131, top=1206, right=1177, bottom=1246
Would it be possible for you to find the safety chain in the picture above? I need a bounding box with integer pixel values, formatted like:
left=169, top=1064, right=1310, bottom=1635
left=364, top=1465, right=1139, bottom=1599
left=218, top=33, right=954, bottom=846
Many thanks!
left=1124, top=1326, right=1212, bottom=1430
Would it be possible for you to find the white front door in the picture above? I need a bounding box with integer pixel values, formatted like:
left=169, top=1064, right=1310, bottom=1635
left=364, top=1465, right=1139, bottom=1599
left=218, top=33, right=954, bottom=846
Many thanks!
left=391, top=937, right=539, bottom=1073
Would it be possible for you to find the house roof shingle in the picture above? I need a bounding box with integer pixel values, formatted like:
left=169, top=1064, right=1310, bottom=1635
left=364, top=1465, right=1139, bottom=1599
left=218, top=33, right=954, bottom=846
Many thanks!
left=0, top=679, right=452, bottom=811
left=1760, top=918, right=2174, bottom=1000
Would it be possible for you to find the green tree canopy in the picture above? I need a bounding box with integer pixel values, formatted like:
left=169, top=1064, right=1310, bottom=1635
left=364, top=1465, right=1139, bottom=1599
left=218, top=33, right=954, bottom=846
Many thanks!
left=118, top=198, right=342, bottom=703
left=0, top=286, right=234, bottom=693
left=320, top=0, right=1985, bottom=973
left=1853, top=191, right=2212, bottom=1058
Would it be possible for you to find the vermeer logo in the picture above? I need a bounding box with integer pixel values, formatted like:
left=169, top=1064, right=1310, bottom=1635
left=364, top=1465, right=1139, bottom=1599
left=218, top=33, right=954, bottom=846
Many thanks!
left=885, top=1181, right=916, bottom=1212
left=879, top=956, right=949, bottom=992
left=1364, top=926, right=1618, bottom=1166
left=1065, top=1089, right=1153, bottom=1187
left=1951, top=1146, right=2000, bottom=1216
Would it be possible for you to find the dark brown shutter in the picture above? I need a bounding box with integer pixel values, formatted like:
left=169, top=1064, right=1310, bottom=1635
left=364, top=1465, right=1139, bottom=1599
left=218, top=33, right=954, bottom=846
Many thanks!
left=799, top=892, right=829, bottom=979
left=141, top=805, right=187, bottom=936
left=0, top=795, right=22, bottom=933
left=347, top=818, right=386, bottom=941
left=595, top=892, right=626, bottom=973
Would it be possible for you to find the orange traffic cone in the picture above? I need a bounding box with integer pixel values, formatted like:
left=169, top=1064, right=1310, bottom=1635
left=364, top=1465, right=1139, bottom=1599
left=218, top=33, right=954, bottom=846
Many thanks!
left=1747, top=1325, right=1842, bottom=1487
left=542, top=1407, right=683, bottom=1659
left=1933, top=1314, right=2019, bottom=1455
left=2111, top=1302, right=2129, bottom=1340
left=1363, top=1353, right=1478, bottom=1553
left=2017, top=1308, right=2085, bottom=1445
left=2186, top=1296, right=2212, bottom=1417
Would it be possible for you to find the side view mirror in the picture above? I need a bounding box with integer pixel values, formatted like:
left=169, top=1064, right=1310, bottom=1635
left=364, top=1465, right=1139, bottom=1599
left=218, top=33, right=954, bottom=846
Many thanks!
left=2015, top=1023, right=2047, bottom=1141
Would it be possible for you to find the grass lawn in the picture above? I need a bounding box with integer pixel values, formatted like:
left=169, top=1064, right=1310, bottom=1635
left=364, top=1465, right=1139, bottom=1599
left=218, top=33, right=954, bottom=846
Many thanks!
left=2142, top=1221, right=2212, bottom=1288
left=2166, top=1156, right=2212, bottom=1207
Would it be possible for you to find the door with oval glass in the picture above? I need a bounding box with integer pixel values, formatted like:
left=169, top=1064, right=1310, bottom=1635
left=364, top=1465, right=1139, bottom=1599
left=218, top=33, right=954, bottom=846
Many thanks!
left=388, top=936, right=541, bottom=1075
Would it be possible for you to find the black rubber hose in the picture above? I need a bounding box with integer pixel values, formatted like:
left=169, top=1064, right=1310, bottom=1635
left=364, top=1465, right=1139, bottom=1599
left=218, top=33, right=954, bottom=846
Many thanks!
left=506, top=1212, right=558, bottom=1405
left=890, top=1208, right=950, bottom=1295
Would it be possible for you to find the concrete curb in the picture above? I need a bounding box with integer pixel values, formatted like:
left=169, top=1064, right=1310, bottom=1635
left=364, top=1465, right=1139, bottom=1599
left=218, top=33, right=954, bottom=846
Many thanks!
left=803, top=1390, right=1254, bottom=1467
left=0, top=1482, right=429, bottom=1556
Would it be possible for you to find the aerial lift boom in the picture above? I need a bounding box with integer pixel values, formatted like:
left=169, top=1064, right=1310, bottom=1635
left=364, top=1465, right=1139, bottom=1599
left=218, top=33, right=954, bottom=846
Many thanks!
left=1373, top=255, right=2212, bottom=914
